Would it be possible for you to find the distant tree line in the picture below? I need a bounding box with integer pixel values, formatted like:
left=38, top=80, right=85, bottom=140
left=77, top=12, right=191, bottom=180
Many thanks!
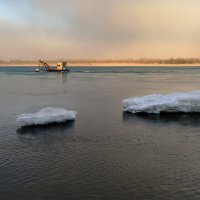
left=1, top=58, right=200, bottom=65
left=58, top=58, right=200, bottom=64
left=134, top=58, right=200, bottom=64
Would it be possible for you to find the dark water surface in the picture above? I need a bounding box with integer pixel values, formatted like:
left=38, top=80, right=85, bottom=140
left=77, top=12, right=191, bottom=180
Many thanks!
left=1, top=66, right=200, bottom=200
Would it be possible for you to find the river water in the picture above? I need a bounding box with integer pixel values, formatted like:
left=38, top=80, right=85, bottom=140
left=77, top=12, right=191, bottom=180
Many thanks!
left=1, top=66, right=200, bottom=200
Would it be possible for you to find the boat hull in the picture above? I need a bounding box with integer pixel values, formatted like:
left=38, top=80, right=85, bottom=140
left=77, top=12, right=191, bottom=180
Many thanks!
left=35, top=68, right=70, bottom=72
left=47, top=69, right=70, bottom=72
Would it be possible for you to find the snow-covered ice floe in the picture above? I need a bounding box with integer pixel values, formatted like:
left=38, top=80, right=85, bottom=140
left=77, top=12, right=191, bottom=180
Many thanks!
left=122, top=91, right=200, bottom=114
left=16, top=107, right=77, bottom=126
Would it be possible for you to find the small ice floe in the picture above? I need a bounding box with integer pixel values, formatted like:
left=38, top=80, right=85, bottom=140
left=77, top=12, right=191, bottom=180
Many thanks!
left=16, top=107, right=77, bottom=127
left=122, top=90, right=200, bottom=114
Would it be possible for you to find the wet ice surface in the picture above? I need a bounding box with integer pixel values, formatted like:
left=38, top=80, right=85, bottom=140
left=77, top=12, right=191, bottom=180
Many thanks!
left=123, top=90, right=200, bottom=113
left=16, top=107, right=77, bottom=126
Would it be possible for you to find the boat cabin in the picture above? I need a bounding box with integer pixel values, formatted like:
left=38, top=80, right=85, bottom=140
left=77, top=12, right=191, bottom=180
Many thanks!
left=56, top=62, right=67, bottom=70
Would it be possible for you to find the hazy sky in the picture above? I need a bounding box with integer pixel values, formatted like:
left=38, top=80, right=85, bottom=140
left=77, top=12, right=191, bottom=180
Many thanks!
left=1, top=0, right=200, bottom=60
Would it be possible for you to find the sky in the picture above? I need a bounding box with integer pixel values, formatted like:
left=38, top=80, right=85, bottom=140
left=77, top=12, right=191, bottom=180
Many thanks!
left=0, top=0, right=200, bottom=60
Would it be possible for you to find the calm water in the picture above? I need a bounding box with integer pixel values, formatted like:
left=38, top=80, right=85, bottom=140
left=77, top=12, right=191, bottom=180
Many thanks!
left=1, top=66, right=200, bottom=200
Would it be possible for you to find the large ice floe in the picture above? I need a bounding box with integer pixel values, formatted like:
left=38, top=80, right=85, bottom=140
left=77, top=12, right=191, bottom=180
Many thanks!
left=122, top=90, right=200, bottom=114
left=16, top=107, right=77, bottom=126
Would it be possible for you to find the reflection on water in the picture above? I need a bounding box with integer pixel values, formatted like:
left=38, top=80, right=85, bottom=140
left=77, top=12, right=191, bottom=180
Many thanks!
left=16, top=121, right=76, bottom=153
left=17, top=121, right=75, bottom=135
left=123, top=112, right=200, bottom=127
left=55, top=72, right=68, bottom=82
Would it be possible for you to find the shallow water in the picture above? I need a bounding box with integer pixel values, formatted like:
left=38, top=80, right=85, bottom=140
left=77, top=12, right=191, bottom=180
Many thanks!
left=1, top=66, right=200, bottom=200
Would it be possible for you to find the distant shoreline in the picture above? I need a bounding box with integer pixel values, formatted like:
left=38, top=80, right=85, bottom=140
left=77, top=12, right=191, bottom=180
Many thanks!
left=2, top=58, right=200, bottom=67
left=1, top=63, right=200, bottom=67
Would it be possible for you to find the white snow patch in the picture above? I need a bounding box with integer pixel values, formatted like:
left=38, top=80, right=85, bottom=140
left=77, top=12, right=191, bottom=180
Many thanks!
left=16, top=107, right=77, bottom=126
left=122, top=91, right=200, bottom=114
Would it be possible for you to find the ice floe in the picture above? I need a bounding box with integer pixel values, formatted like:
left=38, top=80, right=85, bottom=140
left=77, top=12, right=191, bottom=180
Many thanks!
left=122, top=91, right=200, bottom=114
left=16, top=107, right=77, bottom=126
